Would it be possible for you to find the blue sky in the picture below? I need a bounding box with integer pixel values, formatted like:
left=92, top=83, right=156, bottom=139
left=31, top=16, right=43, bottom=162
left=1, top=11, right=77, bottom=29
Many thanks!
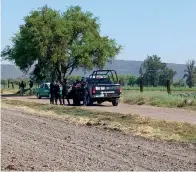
left=1, top=0, right=196, bottom=64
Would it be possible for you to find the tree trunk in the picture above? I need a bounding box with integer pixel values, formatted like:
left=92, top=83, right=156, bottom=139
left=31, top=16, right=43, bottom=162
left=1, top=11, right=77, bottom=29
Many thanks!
left=167, top=80, right=171, bottom=94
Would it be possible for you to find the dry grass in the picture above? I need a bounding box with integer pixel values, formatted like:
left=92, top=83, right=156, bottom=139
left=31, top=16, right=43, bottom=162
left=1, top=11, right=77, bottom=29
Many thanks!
left=2, top=99, right=196, bottom=143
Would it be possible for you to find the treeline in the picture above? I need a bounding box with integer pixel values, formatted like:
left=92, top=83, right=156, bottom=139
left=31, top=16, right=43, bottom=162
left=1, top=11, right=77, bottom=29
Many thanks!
left=0, top=74, right=193, bottom=89
left=139, top=55, right=196, bottom=88
left=1, top=56, right=196, bottom=88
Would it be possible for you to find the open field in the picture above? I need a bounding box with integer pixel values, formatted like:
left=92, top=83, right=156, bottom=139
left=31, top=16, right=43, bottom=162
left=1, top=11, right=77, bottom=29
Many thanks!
left=123, top=86, right=196, bottom=92
left=1, top=84, right=196, bottom=110
left=1, top=105, right=196, bottom=171
left=122, top=90, right=196, bottom=110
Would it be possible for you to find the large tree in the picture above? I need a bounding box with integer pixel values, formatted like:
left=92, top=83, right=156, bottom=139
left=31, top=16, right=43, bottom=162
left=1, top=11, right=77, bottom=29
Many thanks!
left=159, top=67, right=177, bottom=86
left=183, top=60, right=196, bottom=88
left=1, top=5, right=122, bottom=82
left=139, top=55, right=176, bottom=86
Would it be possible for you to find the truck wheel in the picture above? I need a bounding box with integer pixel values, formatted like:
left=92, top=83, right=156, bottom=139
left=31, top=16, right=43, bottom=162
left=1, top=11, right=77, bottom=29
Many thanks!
left=97, top=100, right=103, bottom=105
left=37, top=93, right=41, bottom=99
left=112, top=99, right=118, bottom=106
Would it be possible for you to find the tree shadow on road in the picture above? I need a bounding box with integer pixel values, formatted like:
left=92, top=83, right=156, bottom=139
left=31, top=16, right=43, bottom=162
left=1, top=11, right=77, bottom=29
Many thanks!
left=1, top=94, right=112, bottom=107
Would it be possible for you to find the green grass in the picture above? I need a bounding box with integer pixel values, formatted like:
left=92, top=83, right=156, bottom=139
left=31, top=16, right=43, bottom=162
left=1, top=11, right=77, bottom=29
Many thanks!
left=2, top=99, right=196, bottom=143
left=122, top=86, right=196, bottom=92
left=1, top=84, right=36, bottom=95
left=122, top=91, right=196, bottom=110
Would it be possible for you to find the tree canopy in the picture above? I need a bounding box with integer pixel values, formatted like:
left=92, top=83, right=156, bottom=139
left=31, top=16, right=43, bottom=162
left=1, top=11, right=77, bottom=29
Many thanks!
left=139, top=55, right=177, bottom=86
left=1, top=5, right=122, bottom=82
left=183, top=60, right=196, bottom=88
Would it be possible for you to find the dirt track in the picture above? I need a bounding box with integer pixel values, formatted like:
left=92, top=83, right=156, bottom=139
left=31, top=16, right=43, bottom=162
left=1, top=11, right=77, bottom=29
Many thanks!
left=2, top=94, right=196, bottom=124
left=1, top=108, right=196, bottom=171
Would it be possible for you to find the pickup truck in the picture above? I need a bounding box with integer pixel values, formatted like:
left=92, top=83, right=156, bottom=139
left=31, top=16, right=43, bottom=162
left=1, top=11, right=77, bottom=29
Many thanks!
left=35, top=82, right=62, bottom=99
left=86, top=70, right=122, bottom=106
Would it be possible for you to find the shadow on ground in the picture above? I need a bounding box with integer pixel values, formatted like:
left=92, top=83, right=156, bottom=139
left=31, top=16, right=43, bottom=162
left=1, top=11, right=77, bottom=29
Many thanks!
left=1, top=94, right=111, bottom=107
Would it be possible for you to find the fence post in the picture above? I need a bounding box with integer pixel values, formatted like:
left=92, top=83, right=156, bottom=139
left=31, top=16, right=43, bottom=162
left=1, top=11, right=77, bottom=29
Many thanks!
left=167, top=79, right=171, bottom=95
left=140, top=77, right=144, bottom=93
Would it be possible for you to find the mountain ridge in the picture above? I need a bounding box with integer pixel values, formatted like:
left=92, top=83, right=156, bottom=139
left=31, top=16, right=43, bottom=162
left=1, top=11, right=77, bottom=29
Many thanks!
left=1, top=60, right=186, bottom=81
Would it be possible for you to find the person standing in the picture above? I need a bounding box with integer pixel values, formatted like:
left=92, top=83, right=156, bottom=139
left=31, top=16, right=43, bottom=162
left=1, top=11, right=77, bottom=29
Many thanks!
left=29, top=80, right=33, bottom=89
left=50, top=81, right=55, bottom=104
left=62, top=79, right=68, bottom=105
left=54, top=81, right=62, bottom=105
left=29, top=80, right=34, bottom=94
left=19, top=81, right=25, bottom=95
left=81, top=80, right=88, bottom=106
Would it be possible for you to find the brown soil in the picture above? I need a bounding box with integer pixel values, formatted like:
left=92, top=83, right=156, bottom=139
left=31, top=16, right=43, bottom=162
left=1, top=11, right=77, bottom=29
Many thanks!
left=1, top=108, right=196, bottom=171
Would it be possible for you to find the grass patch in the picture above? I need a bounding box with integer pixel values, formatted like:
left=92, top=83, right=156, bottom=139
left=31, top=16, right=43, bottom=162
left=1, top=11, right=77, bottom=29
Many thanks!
left=122, top=91, right=196, bottom=110
left=2, top=99, right=196, bottom=143
left=1, top=88, right=35, bottom=95
left=123, top=86, right=196, bottom=92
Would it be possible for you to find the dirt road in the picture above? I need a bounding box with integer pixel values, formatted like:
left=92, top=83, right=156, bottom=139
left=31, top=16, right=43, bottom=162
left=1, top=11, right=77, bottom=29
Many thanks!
left=2, top=94, right=196, bottom=124
left=1, top=108, right=196, bottom=171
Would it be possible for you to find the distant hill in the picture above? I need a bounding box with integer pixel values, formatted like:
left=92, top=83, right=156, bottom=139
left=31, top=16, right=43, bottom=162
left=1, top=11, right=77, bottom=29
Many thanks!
left=1, top=60, right=186, bottom=81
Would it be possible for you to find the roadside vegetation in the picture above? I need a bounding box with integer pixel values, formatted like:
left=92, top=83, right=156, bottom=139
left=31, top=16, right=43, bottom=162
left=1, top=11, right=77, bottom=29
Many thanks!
left=121, top=91, right=196, bottom=110
left=2, top=99, right=196, bottom=143
left=123, top=86, right=196, bottom=92
left=1, top=81, right=196, bottom=110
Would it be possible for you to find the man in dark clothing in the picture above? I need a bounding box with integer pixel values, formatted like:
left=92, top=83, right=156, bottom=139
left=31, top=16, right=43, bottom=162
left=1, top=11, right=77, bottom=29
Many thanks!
left=81, top=80, right=88, bottom=106
left=20, top=81, right=25, bottom=95
left=50, top=81, right=55, bottom=104
left=54, top=81, right=62, bottom=105
left=29, top=80, right=33, bottom=89
left=71, top=79, right=80, bottom=105
left=62, top=79, right=68, bottom=105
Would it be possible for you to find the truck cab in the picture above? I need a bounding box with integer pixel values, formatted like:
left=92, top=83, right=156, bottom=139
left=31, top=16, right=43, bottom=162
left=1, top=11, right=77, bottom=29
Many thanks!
left=86, top=70, right=122, bottom=106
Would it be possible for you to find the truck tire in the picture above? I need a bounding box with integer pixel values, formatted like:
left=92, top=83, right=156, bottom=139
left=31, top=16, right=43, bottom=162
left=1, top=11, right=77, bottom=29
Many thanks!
left=37, top=93, right=41, bottom=99
left=112, top=99, right=118, bottom=106
left=97, top=100, right=103, bottom=105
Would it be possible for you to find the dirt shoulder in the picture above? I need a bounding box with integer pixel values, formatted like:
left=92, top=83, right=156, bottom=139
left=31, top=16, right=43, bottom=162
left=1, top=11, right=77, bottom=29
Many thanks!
left=1, top=108, right=196, bottom=171
left=2, top=94, right=196, bottom=124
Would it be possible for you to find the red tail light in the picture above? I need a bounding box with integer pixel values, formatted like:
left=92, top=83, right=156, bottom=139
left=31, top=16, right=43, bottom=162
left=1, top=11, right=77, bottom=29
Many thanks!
left=118, top=87, right=122, bottom=93
left=92, top=87, right=96, bottom=94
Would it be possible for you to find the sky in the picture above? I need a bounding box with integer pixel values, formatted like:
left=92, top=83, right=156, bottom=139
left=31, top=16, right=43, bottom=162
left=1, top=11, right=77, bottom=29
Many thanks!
left=1, top=0, right=196, bottom=64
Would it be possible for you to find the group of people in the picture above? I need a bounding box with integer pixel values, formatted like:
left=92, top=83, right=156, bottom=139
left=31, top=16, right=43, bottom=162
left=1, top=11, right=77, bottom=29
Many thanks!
left=19, top=80, right=34, bottom=95
left=49, top=80, right=66, bottom=105
left=49, top=77, right=88, bottom=106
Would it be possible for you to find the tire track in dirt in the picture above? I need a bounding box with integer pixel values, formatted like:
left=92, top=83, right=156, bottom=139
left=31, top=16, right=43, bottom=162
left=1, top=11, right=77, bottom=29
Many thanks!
left=2, top=120, right=134, bottom=170
left=3, top=108, right=195, bottom=164
left=1, top=109, right=137, bottom=170
left=2, top=108, right=196, bottom=171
